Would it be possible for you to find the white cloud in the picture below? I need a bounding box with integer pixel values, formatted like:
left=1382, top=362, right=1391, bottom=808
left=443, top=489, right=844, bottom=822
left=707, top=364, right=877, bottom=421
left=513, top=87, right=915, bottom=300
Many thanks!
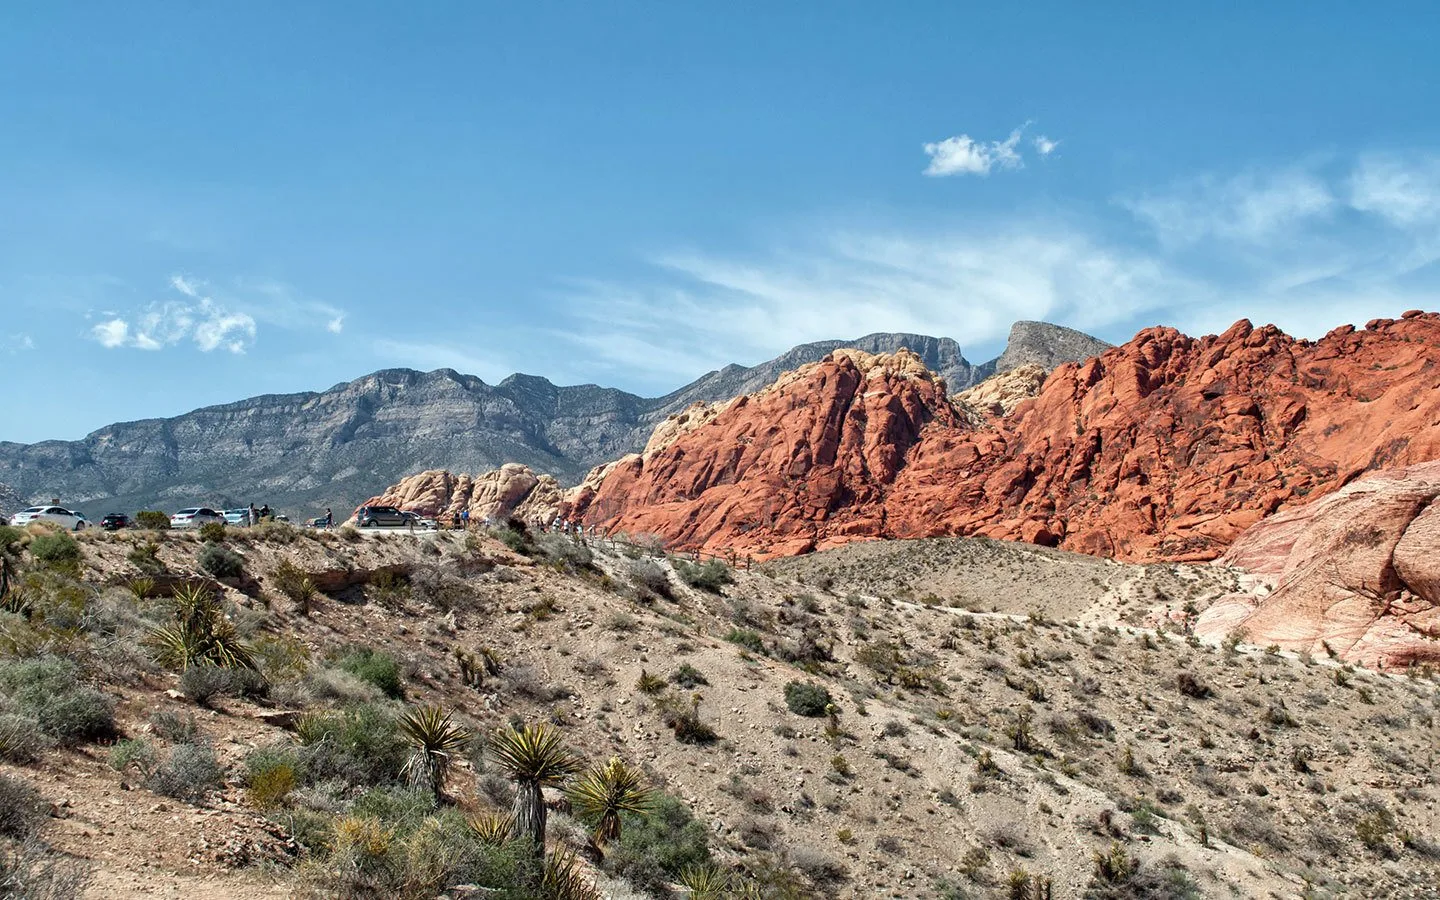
left=923, top=127, right=1026, bottom=177
left=1033, top=135, right=1059, bottom=157
left=88, top=280, right=257, bottom=354
left=91, top=319, right=130, bottom=348
left=326, top=316, right=345, bottom=334
left=4, top=333, right=36, bottom=354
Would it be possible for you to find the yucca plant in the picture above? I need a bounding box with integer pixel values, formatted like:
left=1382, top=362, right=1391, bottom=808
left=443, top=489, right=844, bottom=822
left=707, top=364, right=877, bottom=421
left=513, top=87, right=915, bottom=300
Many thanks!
left=567, top=757, right=653, bottom=855
left=488, top=723, right=581, bottom=854
left=145, top=583, right=258, bottom=672
left=126, top=576, right=156, bottom=602
left=539, top=846, right=601, bottom=900
left=678, top=864, right=733, bottom=899
left=397, top=704, right=472, bottom=801
left=466, top=810, right=514, bottom=845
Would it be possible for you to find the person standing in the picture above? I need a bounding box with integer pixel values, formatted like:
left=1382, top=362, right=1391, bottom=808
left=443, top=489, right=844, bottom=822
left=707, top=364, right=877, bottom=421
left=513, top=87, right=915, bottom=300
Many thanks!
left=460, top=508, right=470, bottom=530
left=248, top=503, right=258, bottom=527
left=324, top=508, right=333, bottom=528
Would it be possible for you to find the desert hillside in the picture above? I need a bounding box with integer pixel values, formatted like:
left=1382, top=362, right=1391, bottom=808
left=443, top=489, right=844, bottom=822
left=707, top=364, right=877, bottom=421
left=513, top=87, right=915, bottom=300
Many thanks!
left=1, top=519, right=1437, bottom=898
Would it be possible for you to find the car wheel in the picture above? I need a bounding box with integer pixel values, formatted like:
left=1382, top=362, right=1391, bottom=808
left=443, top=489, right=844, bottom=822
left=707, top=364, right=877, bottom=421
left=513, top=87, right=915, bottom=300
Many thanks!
left=361, top=519, right=374, bottom=528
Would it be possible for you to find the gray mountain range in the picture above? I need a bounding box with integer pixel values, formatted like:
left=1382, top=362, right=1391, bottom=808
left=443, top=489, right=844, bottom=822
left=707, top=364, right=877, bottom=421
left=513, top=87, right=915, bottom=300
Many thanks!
left=0, top=321, right=1109, bottom=516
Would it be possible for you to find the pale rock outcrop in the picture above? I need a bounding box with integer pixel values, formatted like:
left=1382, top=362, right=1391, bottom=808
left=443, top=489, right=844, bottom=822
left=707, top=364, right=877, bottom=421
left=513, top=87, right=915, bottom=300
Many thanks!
left=359, top=464, right=565, bottom=525
left=1198, top=461, right=1440, bottom=671
left=954, top=364, right=1047, bottom=417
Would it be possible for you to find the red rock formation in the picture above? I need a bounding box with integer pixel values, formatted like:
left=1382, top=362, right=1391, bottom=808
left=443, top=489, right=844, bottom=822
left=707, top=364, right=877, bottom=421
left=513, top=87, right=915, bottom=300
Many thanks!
left=358, top=464, right=564, bottom=524
left=570, top=313, right=1440, bottom=562
left=1197, top=461, right=1440, bottom=670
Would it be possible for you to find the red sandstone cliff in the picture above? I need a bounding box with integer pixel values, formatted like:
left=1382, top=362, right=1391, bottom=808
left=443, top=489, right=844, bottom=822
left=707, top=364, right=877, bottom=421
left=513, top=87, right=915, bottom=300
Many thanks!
left=569, top=312, right=1440, bottom=562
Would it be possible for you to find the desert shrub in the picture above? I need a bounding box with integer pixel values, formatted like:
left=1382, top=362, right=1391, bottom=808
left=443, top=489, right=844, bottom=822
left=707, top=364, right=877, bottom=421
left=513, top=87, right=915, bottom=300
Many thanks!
left=135, top=511, right=171, bottom=530
left=109, top=738, right=159, bottom=779
left=536, top=533, right=594, bottom=574
left=269, top=559, right=315, bottom=604
left=0, top=656, right=115, bottom=746
left=673, top=558, right=732, bottom=592
left=150, top=709, right=200, bottom=744
left=408, top=564, right=473, bottom=611
left=1086, top=844, right=1200, bottom=899
left=180, top=663, right=268, bottom=706
left=334, top=647, right=404, bottom=699
left=627, top=558, right=673, bottom=600
left=252, top=520, right=298, bottom=544
left=1176, top=671, right=1212, bottom=699
left=0, top=773, right=45, bottom=840
left=244, top=746, right=300, bottom=809
left=603, top=793, right=714, bottom=894
left=197, top=542, right=244, bottom=578
left=784, top=681, right=833, bottom=717
left=145, top=742, right=223, bottom=802
left=725, top=628, right=766, bottom=654
left=670, top=663, right=708, bottom=689
left=0, top=713, right=46, bottom=764
left=656, top=693, right=717, bottom=744
left=145, top=585, right=257, bottom=672
left=197, top=522, right=227, bottom=543
left=296, top=704, right=408, bottom=788
left=28, top=532, right=80, bottom=567
left=0, top=525, right=25, bottom=554
left=126, top=540, right=165, bottom=575
left=635, top=670, right=667, bottom=695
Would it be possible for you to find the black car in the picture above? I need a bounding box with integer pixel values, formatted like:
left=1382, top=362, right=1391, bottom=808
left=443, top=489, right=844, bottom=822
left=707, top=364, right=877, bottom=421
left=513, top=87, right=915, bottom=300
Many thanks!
left=354, top=505, right=408, bottom=527
left=100, top=513, right=130, bottom=531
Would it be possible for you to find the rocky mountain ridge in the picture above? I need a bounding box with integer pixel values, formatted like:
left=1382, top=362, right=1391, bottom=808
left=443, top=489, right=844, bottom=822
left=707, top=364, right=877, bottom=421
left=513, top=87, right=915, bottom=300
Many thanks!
left=0, top=322, right=1106, bottom=516
left=569, top=311, right=1440, bottom=567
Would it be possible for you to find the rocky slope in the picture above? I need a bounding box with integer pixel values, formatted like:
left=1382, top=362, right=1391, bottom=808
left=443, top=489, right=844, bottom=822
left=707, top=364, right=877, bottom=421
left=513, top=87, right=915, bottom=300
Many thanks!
left=0, top=324, right=1107, bottom=518
left=571, top=311, right=1440, bottom=563
left=1197, top=460, right=1440, bottom=671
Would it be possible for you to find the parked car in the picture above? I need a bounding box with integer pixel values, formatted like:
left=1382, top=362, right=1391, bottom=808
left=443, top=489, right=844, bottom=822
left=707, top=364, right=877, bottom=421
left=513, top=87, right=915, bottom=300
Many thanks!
left=354, top=505, right=408, bottom=527
left=170, top=507, right=225, bottom=529
left=100, top=513, right=130, bottom=530
left=9, top=506, right=89, bottom=531
left=223, top=509, right=252, bottom=526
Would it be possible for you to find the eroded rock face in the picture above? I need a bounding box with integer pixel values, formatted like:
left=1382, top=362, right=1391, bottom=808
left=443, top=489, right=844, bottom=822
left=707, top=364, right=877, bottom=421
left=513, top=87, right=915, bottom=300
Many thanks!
left=1198, top=461, right=1440, bottom=671
left=570, top=313, right=1440, bottom=563
left=953, top=364, right=1047, bottom=417
left=359, top=464, right=564, bottom=524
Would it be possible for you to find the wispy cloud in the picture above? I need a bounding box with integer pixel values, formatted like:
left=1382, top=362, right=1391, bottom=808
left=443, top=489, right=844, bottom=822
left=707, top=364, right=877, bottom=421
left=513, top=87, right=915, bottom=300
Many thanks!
left=3, top=333, right=35, bottom=354
left=1120, top=167, right=1337, bottom=246
left=1033, top=135, right=1060, bottom=157
left=922, top=126, right=1027, bottom=177
left=552, top=151, right=1440, bottom=387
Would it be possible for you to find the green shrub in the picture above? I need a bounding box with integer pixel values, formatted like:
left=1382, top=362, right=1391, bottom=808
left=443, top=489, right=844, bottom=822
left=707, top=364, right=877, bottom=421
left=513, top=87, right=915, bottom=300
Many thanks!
left=783, top=681, right=833, bottom=717
left=0, top=525, right=25, bottom=554
left=535, top=534, right=594, bottom=573
left=335, top=647, right=405, bottom=699
left=28, top=532, right=80, bottom=567
left=144, top=743, right=223, bottom=802
left=296, top=704, right=408, bottom=788
left=603, top=793, right=714, bottom=893
left=149, top=709, right=199, bottom=744
left=0, top=656, right=115, bottom=746
left=197, top=542, right=244, bottom=578
left=673, top=558, right=732, bottom=592
left=109, top=738, right=159, bottom=779
left=126, top=540, right=165, bottom=575
left=135, top=511, right=171, bottom=530
left=198, top=522, right=226, bottom=543
left=244, top=746, right=300, bottom=809
left=670, top=664, right=708, bottom=689
left=627, top=558, right=673, bottom=599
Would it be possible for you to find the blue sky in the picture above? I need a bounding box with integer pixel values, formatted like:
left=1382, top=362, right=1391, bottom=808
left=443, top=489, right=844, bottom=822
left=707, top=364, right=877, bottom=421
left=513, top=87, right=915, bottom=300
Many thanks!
left=3, top=2, right=1439, bottom=443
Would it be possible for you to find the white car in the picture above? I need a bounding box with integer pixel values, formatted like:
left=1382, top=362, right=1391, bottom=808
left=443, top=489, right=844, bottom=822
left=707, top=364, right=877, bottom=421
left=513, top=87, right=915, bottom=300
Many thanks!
left=9, top=506, right=89, bottom=531
left=223, top=509, right=252, bottom=526
left=170, top=507, right=226, bottom=529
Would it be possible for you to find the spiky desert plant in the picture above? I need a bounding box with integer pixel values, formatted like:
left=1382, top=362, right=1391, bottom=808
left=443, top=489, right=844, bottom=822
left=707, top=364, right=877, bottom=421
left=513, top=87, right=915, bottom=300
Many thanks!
left=539, top=846, right=601, bottom=900
left=567, top=757, right=653, bottom=854
left=397, top=704, right=472, bottom=802
left=126, top=576, right=156, bottom=601
left=466, top=810, right=514, bottom=845
left=679, top=864, right=733, bottom=899
left=145, top=583, right=258, bottom=672
left=488, top=723, right=581, bottom=854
